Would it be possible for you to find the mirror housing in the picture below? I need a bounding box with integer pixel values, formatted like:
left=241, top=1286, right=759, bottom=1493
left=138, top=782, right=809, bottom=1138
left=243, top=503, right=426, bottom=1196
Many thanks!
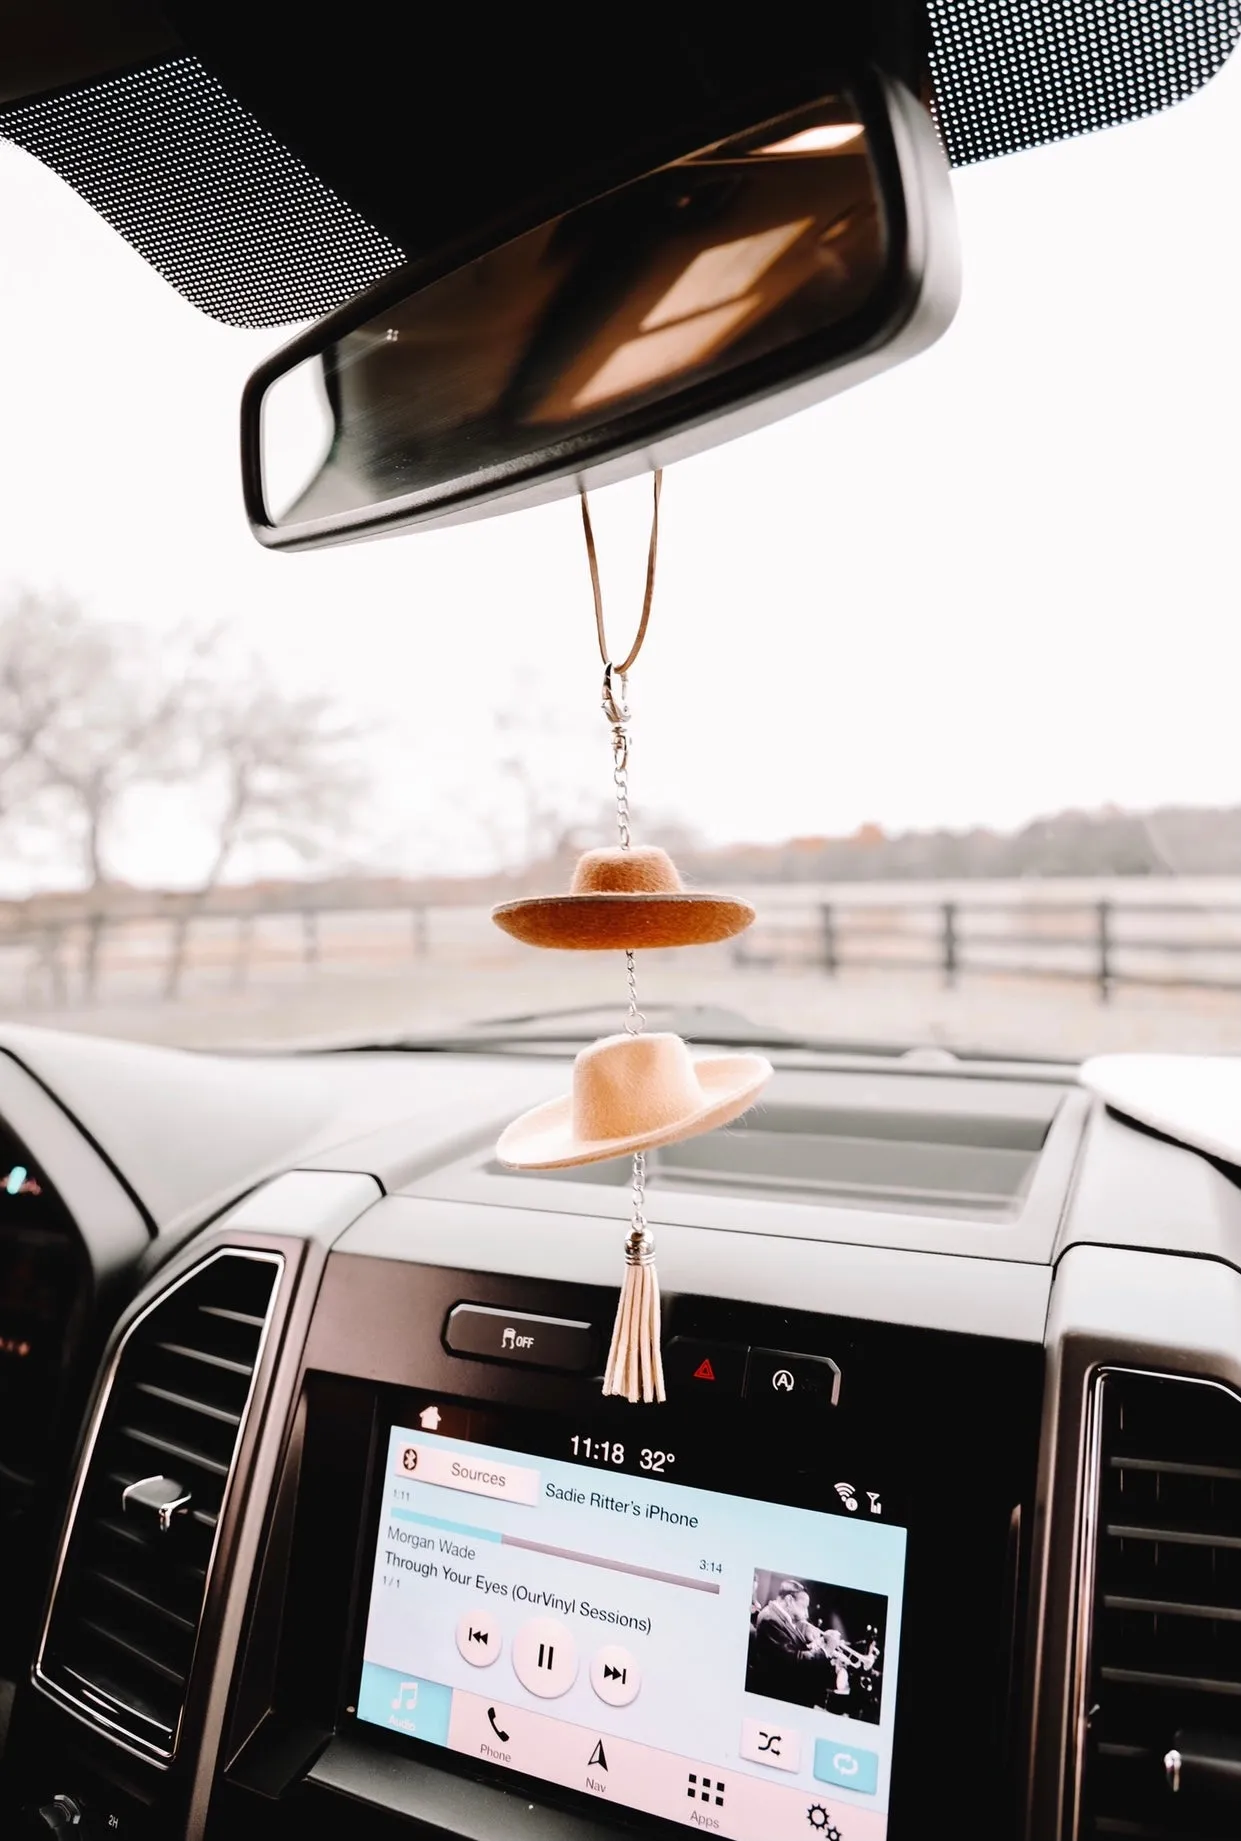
left=241, top=67, right=958, bottom=550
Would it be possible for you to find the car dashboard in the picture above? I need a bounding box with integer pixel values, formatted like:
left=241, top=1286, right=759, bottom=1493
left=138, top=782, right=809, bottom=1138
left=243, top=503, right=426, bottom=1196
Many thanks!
left=1, top=1021, right=1239, bottom=1841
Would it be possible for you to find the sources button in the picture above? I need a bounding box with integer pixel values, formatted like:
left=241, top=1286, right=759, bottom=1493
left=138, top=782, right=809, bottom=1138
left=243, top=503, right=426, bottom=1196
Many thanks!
left=813, top=1738, right=879, bottom=1795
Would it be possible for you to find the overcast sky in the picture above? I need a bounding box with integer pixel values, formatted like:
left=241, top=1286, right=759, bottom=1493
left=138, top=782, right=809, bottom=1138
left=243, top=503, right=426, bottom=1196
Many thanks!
left=1, top=44, right=1239, bottom=892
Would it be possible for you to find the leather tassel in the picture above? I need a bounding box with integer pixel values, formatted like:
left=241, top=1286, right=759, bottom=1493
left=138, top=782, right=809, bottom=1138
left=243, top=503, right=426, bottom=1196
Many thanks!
left=602, top=1226, right=665, bottom=1404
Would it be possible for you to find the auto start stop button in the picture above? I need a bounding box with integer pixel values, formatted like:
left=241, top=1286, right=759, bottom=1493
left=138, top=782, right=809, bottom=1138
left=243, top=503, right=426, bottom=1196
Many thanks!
left=444, top=1303, right=597, bottom=1372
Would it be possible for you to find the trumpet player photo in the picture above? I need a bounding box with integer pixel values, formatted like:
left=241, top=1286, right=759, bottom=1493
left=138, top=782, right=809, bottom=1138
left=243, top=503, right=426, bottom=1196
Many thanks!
left=746, top=1571, right=887, bottom=1724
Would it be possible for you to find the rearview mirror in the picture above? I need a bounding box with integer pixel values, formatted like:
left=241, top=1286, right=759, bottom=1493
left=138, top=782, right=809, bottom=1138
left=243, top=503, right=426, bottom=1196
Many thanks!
left=241, top=69, right=957, bottom=549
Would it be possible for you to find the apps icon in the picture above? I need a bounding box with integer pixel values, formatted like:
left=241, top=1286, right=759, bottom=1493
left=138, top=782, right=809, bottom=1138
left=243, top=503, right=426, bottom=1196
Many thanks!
left=740, top=1715, right=801, bottom=1773
left=686, top=1771, right=725, bottom=1808
left=589, top=1644, right=641, bottom=1707
left=455, top=1608, right=502, bottom=1667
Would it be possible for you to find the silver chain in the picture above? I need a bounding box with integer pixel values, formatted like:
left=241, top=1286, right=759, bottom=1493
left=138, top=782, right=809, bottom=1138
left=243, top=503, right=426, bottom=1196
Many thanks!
left=630, top=1150, right=648, bottom=1234
left=604, top=664, right=632, bottom=852
left=604, top=664, right=645, bottom=1038
left=624, top=948, right=645, bottom=1036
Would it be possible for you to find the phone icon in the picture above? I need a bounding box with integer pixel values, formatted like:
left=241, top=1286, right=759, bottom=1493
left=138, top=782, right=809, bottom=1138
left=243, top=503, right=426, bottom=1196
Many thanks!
left=487, top=1706, right=510, bottom=1743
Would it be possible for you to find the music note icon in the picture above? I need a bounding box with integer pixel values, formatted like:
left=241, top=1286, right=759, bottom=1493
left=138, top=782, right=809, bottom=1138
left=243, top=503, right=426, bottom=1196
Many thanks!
left=390, top=1680, right=419, bottom=1713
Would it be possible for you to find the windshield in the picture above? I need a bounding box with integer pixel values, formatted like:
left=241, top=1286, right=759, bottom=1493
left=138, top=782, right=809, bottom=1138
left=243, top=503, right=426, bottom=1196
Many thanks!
left=1, top=50, right=1238, bottom=1064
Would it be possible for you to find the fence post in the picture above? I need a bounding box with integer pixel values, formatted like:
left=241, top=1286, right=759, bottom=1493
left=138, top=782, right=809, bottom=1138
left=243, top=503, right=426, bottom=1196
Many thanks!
left=941, top=902, right=958, bottom=988
left=233, top=914, right=254, bottom=989
left=164, top=912, right=191, bottom=1002
left=302, top=908, right=319, bottom=969
left=82, top=910, right=106, bottom=1003
left=43, top=924, right=67, bottom=1007
left=821, top=904, right=837, bottom=977
left=1097, top=899, right=1112, bottom=1002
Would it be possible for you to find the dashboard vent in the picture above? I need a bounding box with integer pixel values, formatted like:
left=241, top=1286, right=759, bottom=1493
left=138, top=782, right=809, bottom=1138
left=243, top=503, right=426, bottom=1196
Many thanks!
left=511, top=1085, right=1063, bottom=1221
left=34, top=1250, right=281, bottom=1761
left=1080, top=1370, right=1241, bottom=1840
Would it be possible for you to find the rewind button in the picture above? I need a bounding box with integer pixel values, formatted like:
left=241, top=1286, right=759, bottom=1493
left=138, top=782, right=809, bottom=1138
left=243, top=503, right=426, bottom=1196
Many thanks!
left=456, top=1608, right=502, bottom=1667
left=590, top=1645, right=641, bottom=1707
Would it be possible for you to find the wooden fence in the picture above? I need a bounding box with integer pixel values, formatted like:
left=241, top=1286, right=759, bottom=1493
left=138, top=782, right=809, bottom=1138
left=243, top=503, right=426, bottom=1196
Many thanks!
left=734, top=896, right=1241, bottom=1002
left=4, top=887, right=1241, bottom=1009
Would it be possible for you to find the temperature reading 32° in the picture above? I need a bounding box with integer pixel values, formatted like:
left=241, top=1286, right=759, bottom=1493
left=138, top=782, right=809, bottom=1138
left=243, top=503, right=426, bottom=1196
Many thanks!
left=640, top=1448, right=675, bottom=1473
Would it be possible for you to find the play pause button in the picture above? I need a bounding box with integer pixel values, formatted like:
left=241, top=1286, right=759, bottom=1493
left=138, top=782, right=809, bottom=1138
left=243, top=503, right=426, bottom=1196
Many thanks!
left=455, top=1608, right=501, bottom=1667
left=513, top=1618, right=578, bottom=1697
left=590, top=1644, right=641, bottom=1707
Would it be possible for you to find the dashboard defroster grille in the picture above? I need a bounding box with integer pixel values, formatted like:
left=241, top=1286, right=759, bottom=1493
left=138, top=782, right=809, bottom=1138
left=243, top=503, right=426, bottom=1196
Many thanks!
left=34, top=1250, right=281, bottom=1762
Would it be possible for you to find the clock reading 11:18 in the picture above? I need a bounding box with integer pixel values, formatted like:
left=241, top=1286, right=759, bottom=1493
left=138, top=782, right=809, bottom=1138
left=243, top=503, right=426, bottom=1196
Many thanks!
left=568, top=1437, right=676, bottom=1474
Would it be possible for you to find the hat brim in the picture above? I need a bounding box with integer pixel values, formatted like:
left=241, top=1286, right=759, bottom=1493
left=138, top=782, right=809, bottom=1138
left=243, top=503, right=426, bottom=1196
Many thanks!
left=496, top=1052, right=772, bottom=1170
left=492, top=891, right=755, bottom=951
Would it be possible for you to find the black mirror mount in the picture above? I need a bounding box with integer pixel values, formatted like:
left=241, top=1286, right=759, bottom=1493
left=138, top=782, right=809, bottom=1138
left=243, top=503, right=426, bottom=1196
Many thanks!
left=240, top=67, right=958, bottom=551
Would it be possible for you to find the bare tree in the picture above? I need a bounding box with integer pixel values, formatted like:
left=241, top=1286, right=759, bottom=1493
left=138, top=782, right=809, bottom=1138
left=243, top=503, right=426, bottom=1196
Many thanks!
left=0, top=589, right=106, bottom=827
left=164, top=666, right=368, bottom=996
left=489, top=685, right=602, bottom=887
left=30, top=616, right=209, bottom=891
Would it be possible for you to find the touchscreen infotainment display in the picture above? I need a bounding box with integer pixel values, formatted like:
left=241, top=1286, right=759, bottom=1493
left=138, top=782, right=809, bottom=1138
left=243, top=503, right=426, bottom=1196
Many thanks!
left=356, top=1409, right=907, bottom=1840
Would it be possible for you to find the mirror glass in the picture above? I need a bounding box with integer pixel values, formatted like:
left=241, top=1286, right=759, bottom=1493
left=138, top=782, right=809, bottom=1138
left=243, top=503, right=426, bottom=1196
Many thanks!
left=257, top=93, right=889, bottom=531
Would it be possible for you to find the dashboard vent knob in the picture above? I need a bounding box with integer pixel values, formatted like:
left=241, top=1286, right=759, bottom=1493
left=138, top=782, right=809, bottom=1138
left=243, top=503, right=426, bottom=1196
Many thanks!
left=120, top=1474, right=191, bottom=1533
left=32, top=1250, right=281, bottom=1762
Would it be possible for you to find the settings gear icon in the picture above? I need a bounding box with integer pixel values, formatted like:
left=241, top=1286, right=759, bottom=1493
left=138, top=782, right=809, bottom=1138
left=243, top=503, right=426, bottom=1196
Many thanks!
left=805, top=1806, right=842, bottom=1841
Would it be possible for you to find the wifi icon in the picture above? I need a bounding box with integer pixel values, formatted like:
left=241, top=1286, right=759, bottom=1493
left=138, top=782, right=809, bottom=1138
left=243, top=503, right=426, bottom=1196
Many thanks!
left=834, top=1482, right=859, bottom=1512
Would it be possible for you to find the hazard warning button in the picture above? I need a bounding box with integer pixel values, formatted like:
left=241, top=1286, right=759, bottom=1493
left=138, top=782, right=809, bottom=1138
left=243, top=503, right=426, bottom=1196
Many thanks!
left=665, top=1338, right=748, bottom=1399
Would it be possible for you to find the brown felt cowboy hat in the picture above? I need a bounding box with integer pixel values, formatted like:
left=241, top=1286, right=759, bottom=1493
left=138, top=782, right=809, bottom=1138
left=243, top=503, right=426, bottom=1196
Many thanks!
left=496, top=1029, right=772, bottom=1169
left=491, top=845, right=755, bottom=952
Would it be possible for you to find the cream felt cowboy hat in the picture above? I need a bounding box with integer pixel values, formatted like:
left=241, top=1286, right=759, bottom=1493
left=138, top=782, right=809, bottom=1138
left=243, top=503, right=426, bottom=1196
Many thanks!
left=491, top=845, right=755, bottom=952
left=496, top=1029, right=772, bottom=1170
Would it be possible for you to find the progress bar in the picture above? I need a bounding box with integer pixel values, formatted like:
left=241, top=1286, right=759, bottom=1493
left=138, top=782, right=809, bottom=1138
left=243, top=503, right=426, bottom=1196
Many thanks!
left=390, top=1507, right=720, bottom=1594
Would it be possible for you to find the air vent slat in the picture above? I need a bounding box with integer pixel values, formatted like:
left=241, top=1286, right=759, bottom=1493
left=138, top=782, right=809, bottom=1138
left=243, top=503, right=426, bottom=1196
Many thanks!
left=153, top=1338, right=253, bottom=1378
left=90, top=1571, right=196, bottom=1632
left=1105, top=1525, right=1241, bottom=1552
left=1100, top=1666, right=1241, bottom=1698
left=1110, top=1457, right=1241, bottom=1484
left=1080, top=1372, right=1241, bottom=1841
left=78, top=1617, right=188, bottom=1688
left=133, top=1381, right=243, bottom=1427
left=35, top=1251, right=280, bottom=1762
left=1104, top=1597, right=1241, bottom=1624
left=198, top=1304, right=266, bottom=1329
left=119, top=1424, right=230, bottom=1477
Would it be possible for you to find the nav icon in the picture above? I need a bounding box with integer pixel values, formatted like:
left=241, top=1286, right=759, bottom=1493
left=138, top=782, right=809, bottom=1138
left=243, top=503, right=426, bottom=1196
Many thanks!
left=588, top=1739, right=609, bottom=1770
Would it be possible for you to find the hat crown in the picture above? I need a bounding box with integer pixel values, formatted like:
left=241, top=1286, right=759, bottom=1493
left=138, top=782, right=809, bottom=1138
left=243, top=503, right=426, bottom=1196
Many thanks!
left=572, top=1032, right=702, bottom=1141
left=569, top=846, right=683, bottom=897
